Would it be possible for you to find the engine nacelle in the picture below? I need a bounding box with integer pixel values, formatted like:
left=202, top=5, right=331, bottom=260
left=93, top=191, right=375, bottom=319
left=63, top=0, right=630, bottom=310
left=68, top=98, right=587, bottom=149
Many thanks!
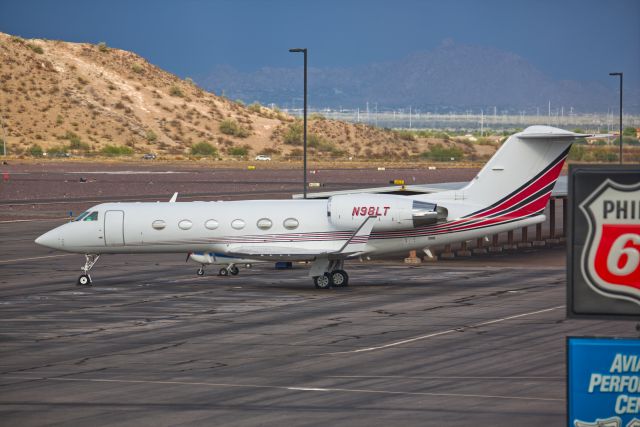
left=327, top=194, right=447, bottom=231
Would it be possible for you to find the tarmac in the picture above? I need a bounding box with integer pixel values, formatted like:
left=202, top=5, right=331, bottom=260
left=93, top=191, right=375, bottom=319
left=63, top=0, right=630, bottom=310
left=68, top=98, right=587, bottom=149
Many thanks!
left=0, top=219, right=636, bottom=426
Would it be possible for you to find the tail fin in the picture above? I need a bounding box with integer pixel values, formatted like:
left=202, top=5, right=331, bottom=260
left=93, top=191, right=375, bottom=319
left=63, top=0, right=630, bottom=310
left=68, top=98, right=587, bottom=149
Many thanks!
left=460, top=126, right=588, bottom=211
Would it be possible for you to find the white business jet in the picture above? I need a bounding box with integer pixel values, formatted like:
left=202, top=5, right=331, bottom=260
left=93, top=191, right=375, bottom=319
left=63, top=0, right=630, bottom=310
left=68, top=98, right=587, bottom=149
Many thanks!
left=35, top=126, right=589, bottom=288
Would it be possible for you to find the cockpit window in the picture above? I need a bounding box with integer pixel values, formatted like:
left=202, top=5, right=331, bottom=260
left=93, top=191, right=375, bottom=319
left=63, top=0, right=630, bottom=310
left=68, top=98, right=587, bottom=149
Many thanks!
left=74, top=211, right=90, bottom=221
left=83, top=211, right=99, bottom=221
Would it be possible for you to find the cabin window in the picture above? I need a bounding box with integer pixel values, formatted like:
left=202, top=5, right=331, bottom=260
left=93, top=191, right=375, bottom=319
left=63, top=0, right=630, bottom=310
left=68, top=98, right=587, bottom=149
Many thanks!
left=83, top=211, right=99, bottom=221
left=231, top=219, right=246, bottom=230
left=178, top=219, right=193, bottom=230
left=256, top=218, right=272, bottom=230
left=283, top=218, right=299, bottom=230
left=74, top=211, right=90, bottom=221
left=152, top=220, right=166, bottom=230
left=205, top=219, right=219, bottom=230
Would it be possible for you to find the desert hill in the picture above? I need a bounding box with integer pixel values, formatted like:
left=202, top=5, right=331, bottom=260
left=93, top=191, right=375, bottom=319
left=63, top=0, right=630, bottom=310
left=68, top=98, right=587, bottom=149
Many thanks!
left=0, top=32, right=486, bottom=160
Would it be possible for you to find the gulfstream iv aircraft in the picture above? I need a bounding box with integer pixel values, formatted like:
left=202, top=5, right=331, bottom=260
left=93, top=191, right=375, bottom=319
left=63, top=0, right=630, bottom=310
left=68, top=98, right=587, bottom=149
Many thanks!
left=35, top=126, right=589, bottom=288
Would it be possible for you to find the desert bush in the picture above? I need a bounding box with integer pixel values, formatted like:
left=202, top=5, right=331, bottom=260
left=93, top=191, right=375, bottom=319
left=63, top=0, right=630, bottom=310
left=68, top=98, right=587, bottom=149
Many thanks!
left=131, top=64, right=144, bottom=74
left=394, top=130, right=415, bottom=141
left=27, top=44, right=44, bottom=54
left=623, top=127, right=637, bottom=137
left=219, top=119, right=249, bottom=138
left=169, top=86, right=183, bottom=97
left=77, top=76, right=88, bottom=85
left=568, top=145, right=586, bottom=161
left=64, top=131, right=89, bottom=150
left=308, top=134, right=340, bottom=154
left=421, top=144, right=464, bottom=161
left=248, top=102, right=262, bottom=113
left=191, top=141, right=217, bottom=156
left=97, top=42, right=109, bottom=52
left=28, top=144, right=43, bottom=157
left=145, top=130, right=157, bottom=142
left=228, top=145, right=249, bottom=156
left=309, top=113, right=326, bottom=121
left=283, top=121, right=303, bottom=145
left=101, top=145, right=134, bottom=157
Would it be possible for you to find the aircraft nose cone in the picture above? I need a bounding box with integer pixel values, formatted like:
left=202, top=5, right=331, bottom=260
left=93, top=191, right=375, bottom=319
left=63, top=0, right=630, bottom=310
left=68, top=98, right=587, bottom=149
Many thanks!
left=35, top=229, right=61, bottom=249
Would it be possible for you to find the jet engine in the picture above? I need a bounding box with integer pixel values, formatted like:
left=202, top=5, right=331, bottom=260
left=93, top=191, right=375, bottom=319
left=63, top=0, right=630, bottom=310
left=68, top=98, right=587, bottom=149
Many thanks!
left=327, top=194, right=447, bottom=231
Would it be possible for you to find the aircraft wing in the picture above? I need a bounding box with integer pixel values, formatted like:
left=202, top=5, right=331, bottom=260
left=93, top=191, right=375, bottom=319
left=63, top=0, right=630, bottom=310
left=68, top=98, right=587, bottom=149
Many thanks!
left=225, top=217, right=376, bottom=262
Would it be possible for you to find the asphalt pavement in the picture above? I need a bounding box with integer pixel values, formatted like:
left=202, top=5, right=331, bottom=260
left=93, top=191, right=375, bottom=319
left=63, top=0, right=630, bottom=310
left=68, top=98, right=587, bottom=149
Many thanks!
left=0, top=220, right=636, bottom=426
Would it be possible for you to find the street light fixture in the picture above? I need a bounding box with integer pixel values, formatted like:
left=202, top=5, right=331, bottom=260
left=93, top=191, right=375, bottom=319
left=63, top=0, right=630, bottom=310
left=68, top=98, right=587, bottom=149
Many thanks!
left=609, top=72, right=623, bottom=164
left=289, top=48, right=307, bottom=198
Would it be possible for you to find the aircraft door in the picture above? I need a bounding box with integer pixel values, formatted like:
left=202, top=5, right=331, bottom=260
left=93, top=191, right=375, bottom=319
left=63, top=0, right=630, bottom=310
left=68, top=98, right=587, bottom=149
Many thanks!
left=104, top=210, right=125, bottom=246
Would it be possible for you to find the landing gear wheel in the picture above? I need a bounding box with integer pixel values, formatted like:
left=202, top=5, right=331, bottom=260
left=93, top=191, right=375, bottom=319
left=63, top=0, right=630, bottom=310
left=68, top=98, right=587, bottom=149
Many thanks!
left=77, top=274, right=91, bottom=286
left=331, top=269, right=349, bottom=287
left=219, top=268, right=229, bottom=276
left=196, top=268, right=205, bottom=276
left=313, top=273, right=332, bottom=289
left=229, top=266, right=239, bottom=276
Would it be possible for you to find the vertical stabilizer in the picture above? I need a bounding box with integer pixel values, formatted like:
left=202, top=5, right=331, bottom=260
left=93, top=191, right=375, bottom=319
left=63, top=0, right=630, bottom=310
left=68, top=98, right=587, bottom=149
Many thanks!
left=460, top=126, right=587, bottom=210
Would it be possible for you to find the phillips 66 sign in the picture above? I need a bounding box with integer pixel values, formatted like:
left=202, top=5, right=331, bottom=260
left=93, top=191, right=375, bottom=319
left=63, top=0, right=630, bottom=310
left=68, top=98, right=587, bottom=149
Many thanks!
left=568, top=165, right=640, bottom=318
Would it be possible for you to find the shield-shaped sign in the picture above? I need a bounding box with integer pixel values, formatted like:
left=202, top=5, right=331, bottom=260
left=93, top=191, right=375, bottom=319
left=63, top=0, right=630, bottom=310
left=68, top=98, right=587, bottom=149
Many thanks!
left=580, top=179, right=640, bottom=305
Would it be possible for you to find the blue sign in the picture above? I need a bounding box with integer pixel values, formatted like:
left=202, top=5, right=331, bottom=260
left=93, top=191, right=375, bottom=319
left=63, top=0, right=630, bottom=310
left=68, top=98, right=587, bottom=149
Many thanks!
left=568, top=337, right=640, bottom=427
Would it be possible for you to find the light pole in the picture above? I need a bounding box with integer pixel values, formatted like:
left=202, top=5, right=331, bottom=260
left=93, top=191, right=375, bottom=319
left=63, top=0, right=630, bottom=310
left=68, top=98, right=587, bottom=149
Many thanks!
left=609, top=72, right=623, bottom=164
left=289, top=48, right=307, bottom=198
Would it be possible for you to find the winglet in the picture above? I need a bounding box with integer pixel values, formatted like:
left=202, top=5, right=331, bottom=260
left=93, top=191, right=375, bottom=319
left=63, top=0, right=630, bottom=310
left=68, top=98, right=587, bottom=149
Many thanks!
left=169, top=192, right=178, bottom=203
left=336, top=216, right=376, bottom=254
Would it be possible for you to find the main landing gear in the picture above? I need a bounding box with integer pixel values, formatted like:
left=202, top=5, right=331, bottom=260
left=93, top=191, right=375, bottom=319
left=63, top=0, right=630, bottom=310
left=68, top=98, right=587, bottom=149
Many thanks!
left=196, top=264, right=241, bottom=277
left=78, top=254, right=100, bottom=286
left=312, top=260, right=349, bottom=289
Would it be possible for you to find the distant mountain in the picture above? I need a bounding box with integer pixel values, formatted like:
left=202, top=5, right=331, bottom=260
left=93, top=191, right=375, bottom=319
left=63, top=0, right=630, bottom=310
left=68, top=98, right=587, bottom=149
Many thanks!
left=198, top=40, right=631, bottom=113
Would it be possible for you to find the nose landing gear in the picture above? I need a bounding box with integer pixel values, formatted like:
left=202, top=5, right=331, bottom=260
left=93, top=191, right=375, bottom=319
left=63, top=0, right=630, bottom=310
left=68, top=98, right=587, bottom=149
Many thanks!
left=78, top=254, right=100, bottom=286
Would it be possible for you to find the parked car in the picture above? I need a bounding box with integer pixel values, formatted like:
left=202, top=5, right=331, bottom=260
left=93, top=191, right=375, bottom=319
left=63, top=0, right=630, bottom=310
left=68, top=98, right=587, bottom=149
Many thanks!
left=254, top=155, right=271, bottom=161
left=142, top=153, right=157, bottom=160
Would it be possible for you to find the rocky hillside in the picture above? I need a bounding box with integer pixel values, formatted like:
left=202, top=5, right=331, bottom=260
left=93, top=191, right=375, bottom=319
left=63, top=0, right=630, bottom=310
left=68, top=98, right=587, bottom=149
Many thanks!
left=0, top=33, right=488, bottom=160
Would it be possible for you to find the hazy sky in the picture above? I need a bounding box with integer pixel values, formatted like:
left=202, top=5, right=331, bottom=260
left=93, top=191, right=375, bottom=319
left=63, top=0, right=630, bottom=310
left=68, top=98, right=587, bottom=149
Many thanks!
left=1, top=0, right=639, bottom=88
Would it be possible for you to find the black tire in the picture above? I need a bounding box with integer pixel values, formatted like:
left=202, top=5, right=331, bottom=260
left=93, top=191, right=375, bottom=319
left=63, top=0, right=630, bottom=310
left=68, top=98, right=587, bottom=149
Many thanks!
left=77, top=274, right=91, bottom=286
left=196, top=268, right=205, bottom=276
left=331, top=269, right=349, bottom=287
left=219, top=268, right=229, bottom=276
left=229, top=266, right=239, bottom=276
left=313, top=273, right=332, bottom=289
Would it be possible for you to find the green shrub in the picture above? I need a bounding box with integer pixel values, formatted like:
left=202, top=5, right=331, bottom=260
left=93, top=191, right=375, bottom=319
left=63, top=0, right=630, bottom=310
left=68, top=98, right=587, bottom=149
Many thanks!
left=219, top=119, right=249, bottom=138
left=623, top=127, right=637, bottom=137
left=27, top=44, right=44, bottom=54
left=97, top=42, right=109, bottom=52
left=47, top=145, right=69, bottom=156
left=146, top=130, right=157, bottom=142
left=191, top=141, right=217, bottom=156
left=568, top=145, right=586, bottom=161
left=28, top=144, right=43, bottom=157
left=64, top=131, right=90, bottom=150
left=591, top=147, right=618, bottom=162
left=235, top=99, right=245, bottom=106
left=0, top=138, right=5, bottom=154
left=395, top=130, right=416, bottom=141
left=248, top=102, right=262, bottom=113
left=169, top=86, right=183, bottom=97
left=228, top=146, right=249, bottom=156
left=283, top=121, right=303, bottom=145
left=309, top=113, right=326, bottom=121
left=101, top=145, right=134, bottom=157
left=421, top=144, right=464, bottom=161
left=308, top=134, right=341, bottom=154
left=131, top=64, right=144, bottom=74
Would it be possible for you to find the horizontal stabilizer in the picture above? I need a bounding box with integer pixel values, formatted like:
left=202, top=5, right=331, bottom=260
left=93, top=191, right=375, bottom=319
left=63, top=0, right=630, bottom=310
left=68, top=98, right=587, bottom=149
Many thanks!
left=516, top=126, right=594, bottom=140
